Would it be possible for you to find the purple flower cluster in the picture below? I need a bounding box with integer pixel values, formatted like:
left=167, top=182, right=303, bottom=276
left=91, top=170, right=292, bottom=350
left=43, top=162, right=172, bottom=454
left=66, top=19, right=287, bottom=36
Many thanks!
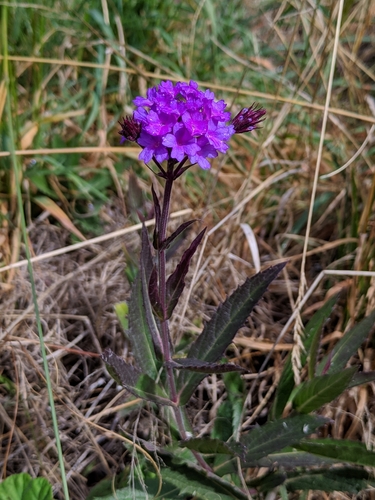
left=119, top=80, right=266, bottom=170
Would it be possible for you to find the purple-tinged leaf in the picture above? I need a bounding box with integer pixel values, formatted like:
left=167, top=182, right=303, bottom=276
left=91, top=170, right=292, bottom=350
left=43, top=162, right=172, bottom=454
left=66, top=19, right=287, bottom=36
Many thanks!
left=140, top=225, right=163, bottom=356
left=165, top=228, right=206, bottom=319
left=177, top=262, right=286, bottom=405
left=161, top=219, right=198, bottom=251
left=102, top=348, right=140, bottom=386
left=151, top=185, right=161, bottom=249
left=170, top=357, right=249, bottom=374
left=148, top=265, right=164, bottom=319
left=102, top=349, right=172, bottom=405
left=316, top=309, right=375, bottom=376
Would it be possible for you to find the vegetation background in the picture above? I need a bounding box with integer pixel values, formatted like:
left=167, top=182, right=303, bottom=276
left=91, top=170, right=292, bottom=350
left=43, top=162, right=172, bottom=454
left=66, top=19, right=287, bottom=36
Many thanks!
left=0, top=0, right=374, bottom=498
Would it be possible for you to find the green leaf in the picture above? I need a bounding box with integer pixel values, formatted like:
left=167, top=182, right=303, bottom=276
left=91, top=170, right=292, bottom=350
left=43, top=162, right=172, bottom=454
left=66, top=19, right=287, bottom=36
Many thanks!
left=90, top=487, right=148, bottom=500
left=269, top=295, right=338, bottom=420
left=127, top=270, right=158, bottom=377
left=349, top=371, right=375, bottom=388
left=115, top=302, right=129, bottom=333
left=170, top=358, right=248, bottom=374
left=101, top=349, right=171, bottom=405
left=177, top=263, right=286, bottom=405
left=0, top=473, right=53, bottom=500
left=257, top=450, right=336, bottom=468
left=292, top=366, right=357, bottom=413
left=317, top=310, right=375, bottom=375
left=284, top=468, right=375, bottom=493
left=122, top=225, right=164, bottom=376
left=179, top=437, right=239, bottom=456
left=140, top=225, right=163, bottom=357
left=307, top=295, right=338, bottom=379
left=239, top=414, right=328, bottom=466
left=247, top=471, right=287, bottom=492
left=295, top=438, right=375, bottom=467
left=161, top=468, right=243, bottom=500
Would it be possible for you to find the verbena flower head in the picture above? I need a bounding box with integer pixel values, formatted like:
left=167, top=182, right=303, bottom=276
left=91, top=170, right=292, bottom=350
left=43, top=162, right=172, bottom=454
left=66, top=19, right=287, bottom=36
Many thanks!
left=119, top=80, right=266, bottom=170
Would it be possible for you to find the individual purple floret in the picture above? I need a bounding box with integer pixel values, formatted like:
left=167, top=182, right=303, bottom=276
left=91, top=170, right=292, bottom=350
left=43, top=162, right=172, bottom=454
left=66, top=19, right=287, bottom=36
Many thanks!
left=119, top=80, right=266, bottom=170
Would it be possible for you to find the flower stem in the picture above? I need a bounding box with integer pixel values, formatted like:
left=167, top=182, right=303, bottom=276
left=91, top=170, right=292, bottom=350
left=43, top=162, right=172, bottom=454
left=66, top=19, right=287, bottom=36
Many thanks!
left=153, top=158, right=212, bottom=473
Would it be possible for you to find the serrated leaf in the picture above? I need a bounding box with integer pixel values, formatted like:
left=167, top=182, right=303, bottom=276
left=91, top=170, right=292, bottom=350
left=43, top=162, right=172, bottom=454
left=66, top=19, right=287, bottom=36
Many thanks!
left=0, top=473, right=53, bottom=500
left=292, top=366, right=357, bottom=413
left=148, top=265, right=163, bottom=319
left=180, top=437, right=239, bottom=456
left=101, top=349, right=172, bottom=405
left=90, top=487, right=148, bottom=500
left=121, top=225, right=161, bottom=372
left=257, top=450, right=336, bottom=468
left=317, top=310, right=375, bottom=375
left=295, top=438, right=375, bottom=467
left=239, top=414, right=328, bottom=466
left=247, top=471, right=287, bottom=492
left=177, top=263, right=286, bottom=405
left=161, top=467, right=242, bottom=500
left=170, top=358, right=248, bottom=374
left=127, top=270, right=159, bottom=376
left=165, top=228, right=206, bottom=319
left=284, top=468, right=375, bottom=493
left=269, top=295, right=338, bottom=420
left=161, top=219, right=198, bottom=251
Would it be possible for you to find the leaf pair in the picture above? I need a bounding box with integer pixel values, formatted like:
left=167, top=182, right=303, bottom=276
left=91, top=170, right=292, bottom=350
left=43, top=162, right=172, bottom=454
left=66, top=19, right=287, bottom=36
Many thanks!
left=270, top=298, right=375, bottom=419
left=177, top=262, right=286, bottom=405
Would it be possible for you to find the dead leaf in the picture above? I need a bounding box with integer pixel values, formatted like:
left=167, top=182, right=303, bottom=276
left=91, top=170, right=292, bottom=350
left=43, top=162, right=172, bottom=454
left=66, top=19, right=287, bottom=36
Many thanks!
left=33, top=196, right=86, bottom=241
left=20, top=123, right=39, bottom=149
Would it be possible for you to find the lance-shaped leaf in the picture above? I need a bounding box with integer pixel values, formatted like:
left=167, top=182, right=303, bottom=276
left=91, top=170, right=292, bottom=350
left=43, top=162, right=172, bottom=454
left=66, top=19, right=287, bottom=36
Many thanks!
left=238, top=414, right=329, bottom=466
left=148, top=265, right=164, bottom=319
left=179, top=437, right=241, bottom=456
left=170, top=357, right=249, bottom=374
left=161, top=219, right=198, bottom=251
left=256, top=450, right=336, bottom=468
left=292, top=366, right=357, bottom=413
left=151, top=184, right=161, bottom=249
left=177, top=262, right=286, bottom=405
left=140, top=225, right=163, bottom=357
left=127, top=270, right=159, bottom=376
left=269, top=295, right=338, bottom=420
left=284, top=468, right=375, bottom=493
left=316, top=309, right=375, bottom=375
left=295, top=438, right=375, bottom=467
left=101, top=349, right=172, bottom=405
left=165, top=228, right=206, bottom=319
